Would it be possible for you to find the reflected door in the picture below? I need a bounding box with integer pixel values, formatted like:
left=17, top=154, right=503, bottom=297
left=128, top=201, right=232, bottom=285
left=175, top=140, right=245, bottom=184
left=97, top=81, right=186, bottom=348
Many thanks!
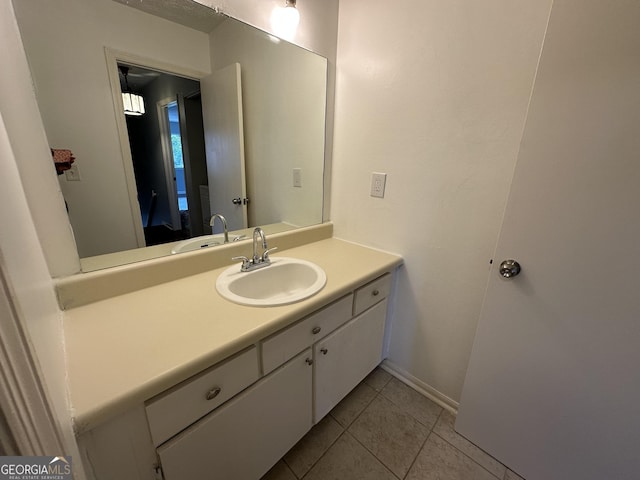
left=456, top=1, right=640, bottom=479
left=200, top=63, right=248, bottom=232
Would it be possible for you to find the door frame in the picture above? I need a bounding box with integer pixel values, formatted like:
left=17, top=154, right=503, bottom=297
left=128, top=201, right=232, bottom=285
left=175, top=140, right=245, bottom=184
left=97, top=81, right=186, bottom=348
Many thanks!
left=0, top=256, right=66, bottom=457
left=156, top=97, right=182, bottom=231
left=103, top=48, right=208, bottom=246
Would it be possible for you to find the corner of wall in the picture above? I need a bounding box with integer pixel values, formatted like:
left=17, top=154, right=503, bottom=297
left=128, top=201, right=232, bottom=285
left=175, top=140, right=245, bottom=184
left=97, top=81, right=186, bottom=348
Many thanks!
left=1, top=0, right=81, bottom=278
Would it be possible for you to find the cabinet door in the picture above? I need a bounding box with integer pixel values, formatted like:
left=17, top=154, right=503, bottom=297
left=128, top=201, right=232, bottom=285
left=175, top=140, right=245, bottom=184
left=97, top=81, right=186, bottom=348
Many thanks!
left=314, top=299, right=387, bottom=422
left=158, top=349, right=313, bottom=480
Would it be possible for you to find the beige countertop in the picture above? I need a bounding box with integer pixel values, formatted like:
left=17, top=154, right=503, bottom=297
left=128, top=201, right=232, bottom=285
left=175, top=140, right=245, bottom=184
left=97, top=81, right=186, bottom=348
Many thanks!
left=64, top=238, right=402, bottom=434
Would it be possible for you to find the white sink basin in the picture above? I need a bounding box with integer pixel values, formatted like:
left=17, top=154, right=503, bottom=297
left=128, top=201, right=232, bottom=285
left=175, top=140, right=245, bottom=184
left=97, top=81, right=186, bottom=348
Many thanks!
left=172, top=234, right=248, bottom=254
left=216, top=257, right=327, bottom=307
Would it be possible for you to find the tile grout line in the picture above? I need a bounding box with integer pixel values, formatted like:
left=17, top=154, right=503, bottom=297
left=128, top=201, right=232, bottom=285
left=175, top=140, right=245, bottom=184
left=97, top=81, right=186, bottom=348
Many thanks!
left=400, top=407, right=444, bottom=479
left=284, top=368, right=513, bottom=480
left=284, top=370, right=394, bottom=480
left=345, top=375, right=443, bottom=479
left=296, top=428, right=346, bottom=480
left=430, top=431, right=504, bottom=480
left=377, top=379, right=444, bottom=431
left=337, top=378, right=385, bottom=429
left=345, top=391, right=403, bottom=480
left=296, top=377, right=386, bottom=480
left=374, top=379, right=505, bottom=479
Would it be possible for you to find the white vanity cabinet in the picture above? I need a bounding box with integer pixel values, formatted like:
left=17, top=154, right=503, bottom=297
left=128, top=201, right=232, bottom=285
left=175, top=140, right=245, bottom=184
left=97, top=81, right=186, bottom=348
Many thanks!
left=261, top=274, right=391, bottom=423
left=158, top=350, right=313, bottom=480
left=77, top=272, right=393, bottom=480
left=313, top=299, right=387, bottom=421
left=261, top=294, right=353, bottom=375
left=145, top=347, right=260, bottom=446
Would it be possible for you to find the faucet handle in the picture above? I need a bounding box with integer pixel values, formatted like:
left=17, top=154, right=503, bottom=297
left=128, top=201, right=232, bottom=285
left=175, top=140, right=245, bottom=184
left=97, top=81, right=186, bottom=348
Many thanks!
left=262, top=247, right=278, bottom=262
left=232, top=256, right=252, bottom=271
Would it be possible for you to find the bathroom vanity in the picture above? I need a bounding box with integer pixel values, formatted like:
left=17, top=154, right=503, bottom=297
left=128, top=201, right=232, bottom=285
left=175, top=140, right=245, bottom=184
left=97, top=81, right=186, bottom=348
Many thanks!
left=62, top=230, right=401, bottom=480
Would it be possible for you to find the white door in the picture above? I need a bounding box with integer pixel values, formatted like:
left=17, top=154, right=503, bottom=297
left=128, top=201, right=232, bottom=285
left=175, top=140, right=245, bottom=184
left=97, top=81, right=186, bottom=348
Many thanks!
left=200, top=63, right=248, bottom=231
left=456, top=2, right=640, bottom=480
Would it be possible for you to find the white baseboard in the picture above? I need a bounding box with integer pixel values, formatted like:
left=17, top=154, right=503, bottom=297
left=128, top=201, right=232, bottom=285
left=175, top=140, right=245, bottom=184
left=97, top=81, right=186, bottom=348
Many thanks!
left=380, top=360, right=460, bottom=414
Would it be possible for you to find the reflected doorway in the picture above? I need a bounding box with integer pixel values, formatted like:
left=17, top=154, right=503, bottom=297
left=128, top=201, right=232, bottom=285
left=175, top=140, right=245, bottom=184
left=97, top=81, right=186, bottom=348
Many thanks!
left=118, top=63, right=209, bottom=246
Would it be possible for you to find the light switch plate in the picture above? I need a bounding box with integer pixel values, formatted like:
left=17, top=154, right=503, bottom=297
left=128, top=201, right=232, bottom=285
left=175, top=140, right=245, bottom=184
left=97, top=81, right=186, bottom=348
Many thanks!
left=370, top=172, right=387, bottom=198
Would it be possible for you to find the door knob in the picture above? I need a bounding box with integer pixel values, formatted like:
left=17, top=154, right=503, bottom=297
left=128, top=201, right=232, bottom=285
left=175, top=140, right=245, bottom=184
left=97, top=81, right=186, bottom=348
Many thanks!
left=499, top=259, right=521, bottom=278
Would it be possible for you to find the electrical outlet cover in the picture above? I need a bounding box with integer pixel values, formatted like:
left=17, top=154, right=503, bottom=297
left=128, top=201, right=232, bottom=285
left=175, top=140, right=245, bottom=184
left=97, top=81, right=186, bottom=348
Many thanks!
left=370, top=172, right=386, bottom=198
left=65, top=164, right=81, bottom=181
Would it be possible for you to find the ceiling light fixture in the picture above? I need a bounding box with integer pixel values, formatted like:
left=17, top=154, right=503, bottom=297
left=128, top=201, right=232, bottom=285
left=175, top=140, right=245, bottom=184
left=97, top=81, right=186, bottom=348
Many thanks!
left=271, top=0, right=300, bottom=41
left=119, top=66, right=145, bottom=116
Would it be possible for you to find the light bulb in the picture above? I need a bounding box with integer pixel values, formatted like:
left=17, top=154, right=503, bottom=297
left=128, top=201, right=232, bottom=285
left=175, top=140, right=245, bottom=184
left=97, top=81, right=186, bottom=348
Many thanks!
left=271, top=2, right=300, bottom=41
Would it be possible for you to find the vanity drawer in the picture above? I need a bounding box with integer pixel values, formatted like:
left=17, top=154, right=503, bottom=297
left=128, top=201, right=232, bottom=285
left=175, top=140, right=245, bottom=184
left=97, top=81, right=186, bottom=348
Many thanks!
left=353, top=274, right=391, bottom=316
left=262, top=294, right=353, bottom=374
left=146, top=346, right=259, bottom=446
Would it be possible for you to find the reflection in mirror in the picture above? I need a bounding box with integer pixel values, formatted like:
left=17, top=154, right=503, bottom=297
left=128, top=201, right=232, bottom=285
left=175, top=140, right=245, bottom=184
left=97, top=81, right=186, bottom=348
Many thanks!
left=119, top=64, right=209, bottom=246
left=13, top=0, right=327, bottom=272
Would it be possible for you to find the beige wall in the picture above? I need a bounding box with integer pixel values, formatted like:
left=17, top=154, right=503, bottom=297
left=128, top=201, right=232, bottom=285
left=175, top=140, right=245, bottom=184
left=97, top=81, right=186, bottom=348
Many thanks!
left=332, top=0, right=553, bottom=402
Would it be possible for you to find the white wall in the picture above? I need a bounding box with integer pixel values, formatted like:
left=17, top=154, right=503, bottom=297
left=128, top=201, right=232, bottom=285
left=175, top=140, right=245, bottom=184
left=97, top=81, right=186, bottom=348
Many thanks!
left=209, top=18, right=326, bottom=228
left=14, top=0, right=211, bottom=259
left=0, top=112, right=82, bottom=468
left=196, top=0, right=339, bottom=223
left=0, top=2, right=76, bottom=462
left=332, top=0, right=553, bottom=402
left=197, top=0, right=338, bottom=59
left=0, top=2, right=80, bottom=278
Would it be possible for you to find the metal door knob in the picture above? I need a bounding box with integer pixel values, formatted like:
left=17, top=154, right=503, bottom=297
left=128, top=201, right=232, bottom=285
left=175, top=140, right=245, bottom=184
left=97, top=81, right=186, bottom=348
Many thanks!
left=499, top=259, right=521, bottom=278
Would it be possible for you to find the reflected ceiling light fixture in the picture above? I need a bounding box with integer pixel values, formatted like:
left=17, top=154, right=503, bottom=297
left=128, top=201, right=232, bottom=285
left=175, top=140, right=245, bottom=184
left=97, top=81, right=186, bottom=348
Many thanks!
left=271, top=0, right=300, bottom=41
left=119, top=66, right=145, bottom=116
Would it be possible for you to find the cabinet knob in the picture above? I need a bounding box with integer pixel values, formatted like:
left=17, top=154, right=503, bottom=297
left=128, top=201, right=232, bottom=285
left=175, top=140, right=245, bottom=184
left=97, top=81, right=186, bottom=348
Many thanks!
left=372, top=289, right=380, bottom=296
left=320, top=348, right=328, bottom=355
left=312, top=326, right=321, bottom=335
left=305, top=358, right=314, bottom=366
left=205, top=386, right=222, bottom=401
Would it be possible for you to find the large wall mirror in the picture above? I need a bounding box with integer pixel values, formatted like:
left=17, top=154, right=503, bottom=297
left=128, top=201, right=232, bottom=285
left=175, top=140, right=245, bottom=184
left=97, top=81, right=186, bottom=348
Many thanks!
left=13, top=0, right=327, bottom=272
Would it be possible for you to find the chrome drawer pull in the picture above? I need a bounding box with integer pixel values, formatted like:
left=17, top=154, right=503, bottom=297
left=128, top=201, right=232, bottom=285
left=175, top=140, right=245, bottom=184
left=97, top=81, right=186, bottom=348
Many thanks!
left=205, top=386, right=222, bottom=401
left=312, top=326, right=321, bottom=334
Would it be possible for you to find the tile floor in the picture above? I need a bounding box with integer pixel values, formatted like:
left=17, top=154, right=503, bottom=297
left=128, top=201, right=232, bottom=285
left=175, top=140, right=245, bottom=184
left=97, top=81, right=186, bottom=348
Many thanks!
left=262, top=367, right=525, bottom=480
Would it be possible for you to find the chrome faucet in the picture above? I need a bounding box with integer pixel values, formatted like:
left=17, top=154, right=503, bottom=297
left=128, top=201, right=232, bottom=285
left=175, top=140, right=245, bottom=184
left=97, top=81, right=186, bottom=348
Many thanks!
left=233, top=227, right=277, bottom=272
left=252, top=227, right=268, bottom=264
left=209, top=214, right=229, bottom=244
